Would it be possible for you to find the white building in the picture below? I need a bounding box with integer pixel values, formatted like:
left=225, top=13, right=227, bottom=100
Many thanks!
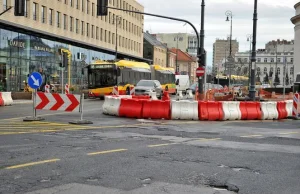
left=235, top=49, right=294, bottom=86
left=291, top=2, right=300, bottom=81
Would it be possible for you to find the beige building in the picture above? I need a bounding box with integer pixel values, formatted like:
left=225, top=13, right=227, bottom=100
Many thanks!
left=143, top=32, right=167, bottom=67
left=0, top=0, right=145, bottom=91
left=212, top=38, right=239, bottom=73
left=291, top=2, right=300, bottom=80
left=154, top=33, right=189, bottom=53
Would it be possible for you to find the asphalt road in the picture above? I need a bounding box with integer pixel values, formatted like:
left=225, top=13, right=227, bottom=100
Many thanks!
left=1, top=99, right=300, bottom=194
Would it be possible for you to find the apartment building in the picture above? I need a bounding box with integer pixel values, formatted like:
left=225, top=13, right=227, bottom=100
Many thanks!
left=0, top=0, right=144, bottom=91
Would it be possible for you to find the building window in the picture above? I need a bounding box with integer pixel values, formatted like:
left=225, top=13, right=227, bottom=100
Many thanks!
left=87, top=0, right=89, bottom=14
left=56, top=11, right=61, bottom=27
left=105, top=30, right=107, bottom=42
left=112, top=33, right=115, bottom=44
left=257, top=58, right=261, bottom=62
left=91, top=25, right=94, bottom=38
left=63, top=14, right=67, bottom=29
left=82, top=0, right=84, bottom=12
left=100, top=28, right=103, bottom=40
left=33, top=2, right=37, bottom=20
left=291, top=58, right=294, bottom=63
left=277, top=58, right=281, bottom=63
left=49, top=9, right=53, bottom=25
left=24, top=0, right=28, bottom=17
left=65, top=0, right=67, bottom=4
left=290, top=67, right=294, bottom=75
left=96, top=27, right=99, bottom=39
left=70, top=16, right=73, bottom=31
left=81, top=21, right=84, bottom=35
left=264, top=67, right=267, bottom=74
left=70, top=0, right=73, bottom=6
left=76, top=19, right=79, bottom=33
left=92, top=3, right=95, bottom=16
left=109, top=12, right=111, bottom=23
left=271, top=58, right=274, bottom=63
left=270, top=67, right=274, bottom=72
left=244, top=58, right=248, bottom=62
left=3, top=0, right=7, bottom=10
left=108, top=31, right=111, bottom=43
left=86, top=23, right=89, bottom=37
left=41, top=6, right=46, bottom=23
left=277, top=67, right=280, bottom=75
left=264, top=58, right=267, bottom=63
left=76, top=0, right=79, bottom=9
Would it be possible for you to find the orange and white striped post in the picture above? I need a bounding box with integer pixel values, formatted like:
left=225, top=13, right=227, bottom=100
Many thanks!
left=293, top=92, right=299, bottom=118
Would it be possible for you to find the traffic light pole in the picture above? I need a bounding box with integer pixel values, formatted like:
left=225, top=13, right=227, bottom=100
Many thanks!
left=105, top=6, right=205, bottom=95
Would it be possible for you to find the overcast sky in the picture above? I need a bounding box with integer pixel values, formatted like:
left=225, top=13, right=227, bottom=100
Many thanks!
left=137, top=0, right=299, bottom=66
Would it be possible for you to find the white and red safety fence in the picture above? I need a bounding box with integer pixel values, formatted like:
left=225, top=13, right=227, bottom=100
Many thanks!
left=0, top=92, right=13, bottom=106
left=45, top=84, right=50, bottom=93
left=102, top=96, right=294, bottom=121
left=293, top=93, right=299, bottom=118
left=65, top=84, right=70, bottom=94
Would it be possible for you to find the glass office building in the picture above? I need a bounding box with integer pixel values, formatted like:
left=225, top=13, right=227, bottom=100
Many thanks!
left=0, top=27, right=116, bottom=92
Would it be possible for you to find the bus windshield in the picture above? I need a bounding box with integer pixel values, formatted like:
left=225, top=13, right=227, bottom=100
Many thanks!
left=88, top=65, right=117, bottom=89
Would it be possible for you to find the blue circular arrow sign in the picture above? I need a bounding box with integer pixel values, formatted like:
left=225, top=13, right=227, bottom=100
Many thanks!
left=28, top=72, right=43, bottom=89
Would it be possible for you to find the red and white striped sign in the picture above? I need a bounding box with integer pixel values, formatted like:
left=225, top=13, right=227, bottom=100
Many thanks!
left=293, top=93, right=299, bottom=117
left=35, top=93, right=80, bottom=112
left=45, top=84, right=50, bottom=93
left=65, top=84, right=70, bottom=94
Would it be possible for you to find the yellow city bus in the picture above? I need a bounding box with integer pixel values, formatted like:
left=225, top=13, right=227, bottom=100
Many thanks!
left=151, top=65, right=176, bottom=94
left=88, top=60, right=151, bottom=98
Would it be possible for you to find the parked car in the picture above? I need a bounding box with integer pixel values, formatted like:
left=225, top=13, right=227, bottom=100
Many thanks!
left=175, top=75, right=190, bottom=94
left=134, top=80, right=163, bottom=98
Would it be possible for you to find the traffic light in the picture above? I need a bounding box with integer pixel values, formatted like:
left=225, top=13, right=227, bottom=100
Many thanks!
left=59, top=52, right=68, bottom=68
left=97, top=0, right=108, bottom=16
left=14, top=0, right=25, bottom=16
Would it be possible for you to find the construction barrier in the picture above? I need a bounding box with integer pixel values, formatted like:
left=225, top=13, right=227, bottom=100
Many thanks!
left=198, top=101, right=223, bottom=121
left=65, top=84, right=69, bottom=94
left=162, top=91, right=170, bottom=101
left=113, top=86, right=119, bottom=95
left=1, top=92, right=13, bottom=106
left=149, top=92, right=158, bottom=100
left=285, top=100, right=293, bottom=117
left=176, top=91, right=184, bottom=100
left=277, top=101, right=288, bottom=120
left=222, top=101, right=242, bottom=121
left=293, top=93, right=299, bottom=118
left=171, top=100, right=198, bottom=120
left=186, top=90, right=193, bottom=99
left=261, top=102, right=279, bottom=120
left=45, top=84, right=50, bottom=93
left=0, top=93, right=4, bottom=106
left=142, top=100, right=170, bottom=120
left=119, top=98, right=144, bottom=118
left=102, top=96, right=122, bottom=116
left=132, top=95, right=151, bottom=100
left=240, top=102, right=262, bottom=120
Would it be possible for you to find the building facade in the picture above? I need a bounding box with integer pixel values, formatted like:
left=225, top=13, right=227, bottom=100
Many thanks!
left=235, top=49, right=294, bottom=86
left=154, top=33, right=189, bottom=52
left=0, top=0, right=145, bottom=91
left=291, top=2, right=300, bottom=80
left=143, top=32, right=167, bottom=67
left=212, top=38, right=239, bottom=74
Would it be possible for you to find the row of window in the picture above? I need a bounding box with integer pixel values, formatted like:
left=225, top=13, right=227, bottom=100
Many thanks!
left=56, top=0, right=143, bottom=21
left=237, top=57, right=294, bottom=63
left=256, top=66, right=294, bottom=75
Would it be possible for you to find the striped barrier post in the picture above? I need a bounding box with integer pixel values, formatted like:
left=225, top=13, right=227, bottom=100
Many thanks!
left=113, top=86, right=119, bottom=95
left=65, top=84, right=69, bottom=94
left=293, top=93, right=299, bottom=119
left=45, top=84, right=50, bottom=93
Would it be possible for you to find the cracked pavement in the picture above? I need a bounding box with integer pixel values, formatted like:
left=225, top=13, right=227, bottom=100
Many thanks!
left=1, top=100, right=300, bottom=194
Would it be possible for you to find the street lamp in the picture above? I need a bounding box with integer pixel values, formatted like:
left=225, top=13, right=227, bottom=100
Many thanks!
left=112, top=15, right=122, bottom=60
left=225, top=10, right=233, bottom=88
left=247, top=34, right=252, bottom=86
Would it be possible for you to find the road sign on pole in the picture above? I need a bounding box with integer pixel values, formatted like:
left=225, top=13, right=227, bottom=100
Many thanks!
left=28, top=72, right=43, bottom=89
left=196, top=67, right=205, bottom=77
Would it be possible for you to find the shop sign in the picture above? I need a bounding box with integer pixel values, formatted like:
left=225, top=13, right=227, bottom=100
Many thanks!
left=8, top=40, right=25, bottom=48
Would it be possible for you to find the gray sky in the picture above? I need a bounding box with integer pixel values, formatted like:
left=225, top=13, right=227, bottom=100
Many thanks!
left=137, top=0, right=298, bottom=66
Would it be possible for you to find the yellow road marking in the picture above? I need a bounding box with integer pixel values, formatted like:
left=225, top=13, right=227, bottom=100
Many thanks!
left=240, top=135, right=263, bottom=138
left=148, top=143, right=177, bottom=148
left=199, top=138, right=222, bottom=141
left=279, top=132, right=299, bottom=135
left=0, top=127, right=34, bottom=129
left=87, top=149, right=127, bottom=156
left=5, top=159, right=60, bottom=169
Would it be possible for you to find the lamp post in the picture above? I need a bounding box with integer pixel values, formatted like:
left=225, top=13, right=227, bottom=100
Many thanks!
left=113, top=15, right=122, bottom=60
left=247, top=34, right=252, bottom=86
left=249, top=0, right=258, bottom=101
left=225, top=10, right=233, bottom=88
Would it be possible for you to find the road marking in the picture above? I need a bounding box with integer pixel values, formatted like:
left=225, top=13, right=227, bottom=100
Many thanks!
left=147, top=143, right=177, bottom=148
left=279, top=132, right=299, bottom=135
left=240, top=135, right=263, bottom=138
left=199, top=138, right=222, bottom=141
left=87, top=149, right=127, bottom=156
left=5, top=159, right=60, bottom=170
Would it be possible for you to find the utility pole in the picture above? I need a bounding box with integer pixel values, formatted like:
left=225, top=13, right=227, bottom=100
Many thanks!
left=114, top=15, right=121, bottom=60
left=249, top=0, right=258, bottom=101
left=225, top=10, right=233, bottom=88
left=198, top=0, right=206, bottom=98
